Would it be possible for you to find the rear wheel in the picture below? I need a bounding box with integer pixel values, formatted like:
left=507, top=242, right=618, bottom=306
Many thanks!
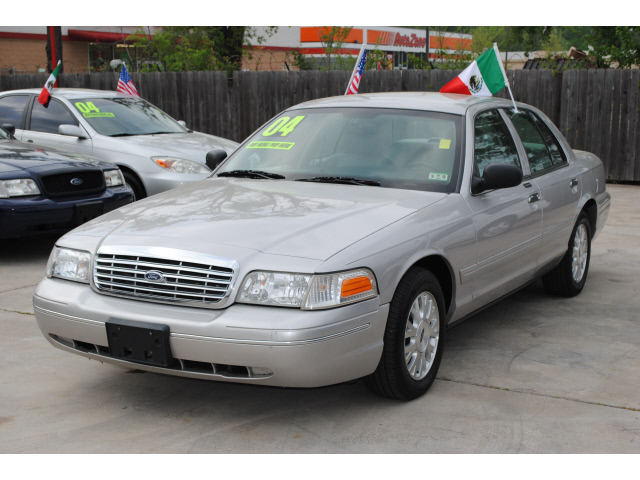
left=542, top=213, right=591, bottom=297
left=122, top=170, right=146, bottom=201
left=364, top=267, right=445, bottom=400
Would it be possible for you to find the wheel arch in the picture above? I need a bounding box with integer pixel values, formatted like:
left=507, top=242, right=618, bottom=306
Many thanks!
left=410, top=254, right=455, bottom=318
left=582, top=198, right=597, bottom=236
left=117, top=164, right=147, bottom=198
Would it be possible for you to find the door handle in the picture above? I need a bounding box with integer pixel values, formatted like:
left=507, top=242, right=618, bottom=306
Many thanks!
left=528, top=193, right=541, bottom=204
left=26, top=139, right=33, bottom=143
left=570, top=178, right=579, bottom=188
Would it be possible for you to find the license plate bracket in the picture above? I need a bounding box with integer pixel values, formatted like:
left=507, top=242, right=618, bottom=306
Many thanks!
left=106, top=319, right=174, bottom=367
left=74, top=201, right=104, bottom=225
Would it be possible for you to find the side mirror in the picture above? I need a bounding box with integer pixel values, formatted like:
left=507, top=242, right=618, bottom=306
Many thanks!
left=472, top=163, right=522, bottom=194
left=206, top=149, right=228, bottom=171
left=59, top=124, right=88, bottom=139
left=177, top=120, right=187, bottom=128
left=1, top=124, right=15, bottom=136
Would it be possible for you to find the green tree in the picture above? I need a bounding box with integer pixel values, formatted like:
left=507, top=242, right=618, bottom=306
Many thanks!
left=129, top=26, right=277, bottom=74
left=315, top=26, right=354, bottom=70
left=509, top=26, right=553, bottom=56
left=587, top=26, right=640, bottom=68
left=471, top=26, right=508, bottom=55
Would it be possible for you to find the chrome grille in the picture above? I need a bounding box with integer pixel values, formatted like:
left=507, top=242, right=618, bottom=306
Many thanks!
left=94, top=250, right=235, bottom=307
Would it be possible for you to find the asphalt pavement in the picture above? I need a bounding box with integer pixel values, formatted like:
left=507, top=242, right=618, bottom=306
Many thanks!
left=0, top=184, right=638, bottom=453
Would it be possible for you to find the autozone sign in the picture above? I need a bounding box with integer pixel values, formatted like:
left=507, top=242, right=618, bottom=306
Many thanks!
left=393, top=33, right=427, bottom=48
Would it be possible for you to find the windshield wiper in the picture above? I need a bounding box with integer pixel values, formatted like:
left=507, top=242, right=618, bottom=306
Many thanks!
left=109, top=133, right=140, bottom=137
left=217, top=170, right=285, bottom=180
left=296, top=176, right=380, bottom=186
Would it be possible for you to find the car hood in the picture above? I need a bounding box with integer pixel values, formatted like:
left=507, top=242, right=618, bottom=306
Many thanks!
left=104, top=131, right=239, bottom=158
left=0, top=139, right=114, bottom=174
left=70, top=178, right=447, bottom=261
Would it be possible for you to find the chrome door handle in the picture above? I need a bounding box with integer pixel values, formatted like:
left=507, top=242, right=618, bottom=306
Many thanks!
left=528, top=193, right=541, bottom=204
left=570, top=178, right=579, bottom=188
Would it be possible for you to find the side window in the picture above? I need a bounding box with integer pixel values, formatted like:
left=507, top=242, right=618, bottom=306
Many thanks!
left=530, top=113, right=567, bottom=167
left=474, top=110, right=521, bottom=176
left=0, top=95, right=30, bottom=128
left=506, top=110, right=553, bottom=174
left=29, top=100, right=78, bottom=134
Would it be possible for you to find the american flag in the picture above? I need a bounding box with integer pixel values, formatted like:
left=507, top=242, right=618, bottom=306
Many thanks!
left=117, top=63, right=140, bottom=97
left=345, top=48, right=367, bottom=95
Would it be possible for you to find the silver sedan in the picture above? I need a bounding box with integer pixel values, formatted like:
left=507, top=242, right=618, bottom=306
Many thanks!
left=0, top=88, right=238, bottom=199
left=32, top=92, right=611, bottom=400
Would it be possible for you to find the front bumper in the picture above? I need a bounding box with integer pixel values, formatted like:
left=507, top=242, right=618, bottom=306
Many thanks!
left=33, top=277, right=389, bottom=388
left=0, top=186, right=133, bottom=239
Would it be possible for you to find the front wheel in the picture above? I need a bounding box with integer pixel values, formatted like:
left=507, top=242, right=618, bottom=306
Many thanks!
left=122, top=170, right=146, bottom=201
left=364, top=267, right=445, bottom=400
left=542, top=213, right=591, bottom=297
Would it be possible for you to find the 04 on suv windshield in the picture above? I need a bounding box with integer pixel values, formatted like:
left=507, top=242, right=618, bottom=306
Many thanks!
left=218, top=108, right=463, bottom=193
left=71, top=97, right=186, bottom=137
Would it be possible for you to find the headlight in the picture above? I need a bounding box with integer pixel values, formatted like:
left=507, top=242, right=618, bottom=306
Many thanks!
left=151, top=157, right=211, bottom=174
left=238, top=272, right=311, bottom=307
left=46, top=247, right=91, bottom=283
left=237, top=268, right=377, bottom=310
left=0, top=178, right=41, bottom=197
left=104, top=169, right=125, bottom=187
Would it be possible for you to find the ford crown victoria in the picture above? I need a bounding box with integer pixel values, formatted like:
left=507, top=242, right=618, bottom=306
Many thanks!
left=32, top=93, right=611, bottom=400
left=0, top=124, right=132, bottom=239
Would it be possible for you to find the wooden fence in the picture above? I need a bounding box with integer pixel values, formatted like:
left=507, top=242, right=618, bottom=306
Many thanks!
left=1, top=68, right=638, bottom=181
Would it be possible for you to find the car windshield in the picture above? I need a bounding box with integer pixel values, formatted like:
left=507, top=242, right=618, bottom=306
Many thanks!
left=218, top=107, right=463, bottom=193
left=71, top=97, right=186, bottom=136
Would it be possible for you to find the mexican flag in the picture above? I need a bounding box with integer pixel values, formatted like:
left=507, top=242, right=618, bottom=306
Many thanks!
left=37, top=61, right=61, bottom=107
left=440, top=44, right=507, bottom=97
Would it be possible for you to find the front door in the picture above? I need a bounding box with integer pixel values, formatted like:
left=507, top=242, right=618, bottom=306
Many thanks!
left=462, top=109, right=543, bottom=308
left=21, top=98, right=93, bottom=157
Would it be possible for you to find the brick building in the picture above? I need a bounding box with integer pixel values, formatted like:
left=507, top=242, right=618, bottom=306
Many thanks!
left=0, top=26, right=472, bottom=74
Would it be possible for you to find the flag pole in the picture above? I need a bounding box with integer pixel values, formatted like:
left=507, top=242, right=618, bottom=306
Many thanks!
left=345, top=43, right=366, bottom=95
left=494, top=43, right=518, bottom=112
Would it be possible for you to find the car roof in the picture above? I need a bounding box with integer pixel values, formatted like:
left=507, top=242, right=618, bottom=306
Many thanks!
left=0, top=88, right=135, bottom=100
left=287, top=92, right=518, bottom=115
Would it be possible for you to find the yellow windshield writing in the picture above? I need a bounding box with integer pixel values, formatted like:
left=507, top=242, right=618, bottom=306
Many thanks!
left=247, top=141, right=295, bottom=150
left=262, top=116, right=305, bottom=137
left=74, top=101, right=115, bottom=118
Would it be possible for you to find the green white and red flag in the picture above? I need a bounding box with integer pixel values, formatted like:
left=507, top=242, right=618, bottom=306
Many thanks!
left=37, top=61, right=61, bottom=107
left=440, top=44, right=508, bottom=96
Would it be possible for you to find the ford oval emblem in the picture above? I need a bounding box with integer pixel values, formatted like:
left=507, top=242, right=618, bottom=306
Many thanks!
left=144, top=271, right=165, bottom=283
left=70, top=178, right=83, bottom=186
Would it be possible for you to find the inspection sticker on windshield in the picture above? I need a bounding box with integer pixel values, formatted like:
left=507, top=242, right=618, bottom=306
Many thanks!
left=439, top=139, right=451, bottom=149
left=74, top=101, right=115, bottom=118
left=247, top=141, right=295, bottom=150
left=429, top=172, right=449, bottom=181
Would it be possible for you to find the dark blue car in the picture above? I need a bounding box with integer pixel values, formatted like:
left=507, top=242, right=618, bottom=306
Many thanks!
left=0, top=125, right=133, bottom=239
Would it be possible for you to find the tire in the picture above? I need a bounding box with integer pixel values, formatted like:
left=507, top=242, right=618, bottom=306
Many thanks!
left=122, top=170, right=146, bottom=201
left=542, top=213, right=591, bottom=297
left=364, top=267, right=445, bottom=400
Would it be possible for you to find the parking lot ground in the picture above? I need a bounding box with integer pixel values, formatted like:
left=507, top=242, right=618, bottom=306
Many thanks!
left=1, top=184, right=639, bottom=453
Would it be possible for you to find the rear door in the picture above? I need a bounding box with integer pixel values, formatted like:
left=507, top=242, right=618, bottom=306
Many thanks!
left=462, top=108, right=543, bottom=307
left=503, top=108, right=580, bottom=271
left=22, top=98, right=93, bottom=156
